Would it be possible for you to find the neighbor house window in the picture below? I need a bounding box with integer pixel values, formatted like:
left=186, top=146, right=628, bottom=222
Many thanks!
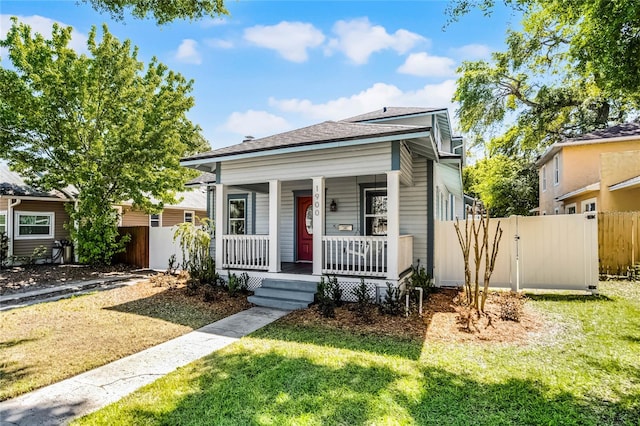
left=150, top=213, right=161, bottom=227
left=566, top=203, right=577, bottom=214
left=229, top=198, right=246, bottom=235
left=542, top=165, right=547, bottom=191
left=184, top=211, right=194, bottom=224
left=364, top=188, right=387, bottom=236
left=582, top=198, right=597, bottom=212
left=0, top=212, right=6, bottom=234
left=15, top=212, right=54, bottom=239
left=554, top=154, right=560, bottom=185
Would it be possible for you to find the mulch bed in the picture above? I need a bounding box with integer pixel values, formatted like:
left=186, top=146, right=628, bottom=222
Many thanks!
left=0, top=263, right=138, bottom=295
left=282, top=288, right=546, bottom=345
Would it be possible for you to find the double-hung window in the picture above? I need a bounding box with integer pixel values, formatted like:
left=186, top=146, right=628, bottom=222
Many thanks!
left=364, top=188, right=387, bottom=236
left=184, top=211, right=194, bottom=224
left=542, top=165, right=547, bottom=191
left=229, top=198, right=246, bottom=235
left=553, top=155, right=560, bottom=185
left=16, top=212, right=54, bottom=239
left=150, top=214, right=161, bottom=227
left=0, top=212, right=6, bottom=235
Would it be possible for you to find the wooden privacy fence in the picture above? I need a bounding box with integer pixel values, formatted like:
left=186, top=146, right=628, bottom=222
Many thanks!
left=598, top=212, right=640, bottom=275
left=114, top=226, right=149, bottom=268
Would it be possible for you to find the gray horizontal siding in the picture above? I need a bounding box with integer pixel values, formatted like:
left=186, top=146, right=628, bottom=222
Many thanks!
left=400, top=156, right=428, bottom=266
left=220, top=142, right=392, bottom=185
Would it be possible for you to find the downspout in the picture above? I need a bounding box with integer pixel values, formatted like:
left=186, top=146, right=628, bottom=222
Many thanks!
left=8, top=198, right=22, bottom=259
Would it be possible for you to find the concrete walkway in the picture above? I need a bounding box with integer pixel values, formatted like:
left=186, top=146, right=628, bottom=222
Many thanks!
left=0, top=275, right=147, bottom=312
left=0, top=306, right=290, bottom=426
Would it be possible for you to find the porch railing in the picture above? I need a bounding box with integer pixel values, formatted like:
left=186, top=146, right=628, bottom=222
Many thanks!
left=222, top=235, right=269, bottom=270
left=322, top=236, right=387, bottom=277
left=398, top=235, right=414, bottom=274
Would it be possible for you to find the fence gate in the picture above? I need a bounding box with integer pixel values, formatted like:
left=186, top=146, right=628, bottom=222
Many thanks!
left=435, top=213, right=598, bottom=293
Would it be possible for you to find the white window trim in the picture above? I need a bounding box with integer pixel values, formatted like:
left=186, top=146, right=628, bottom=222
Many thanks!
left=566, top=203, right=577, bottom=214
left=228, top=198, right=246, bottom=235
left=581, top=198, right=597, bottom=213
left=114, top=206, right=123, bottom=226
left=542, top=165, right=547, bottom=192
left=553, top=154, right=560, bottom=186
left=0, top=211, right=6, bottom=234
left=184, top=210, right=195, bottom=223
left=150, top=213, right=162, bottom=227
left=14, top=211, right=55, bottom=240
left=363, top=187, right=388, bottom=236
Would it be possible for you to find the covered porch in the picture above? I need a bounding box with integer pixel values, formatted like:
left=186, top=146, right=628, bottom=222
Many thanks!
left=213, top=170, right=415, bottom=282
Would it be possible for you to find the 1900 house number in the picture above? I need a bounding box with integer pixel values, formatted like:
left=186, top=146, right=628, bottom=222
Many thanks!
left=314, top=186, right=320, bottom=216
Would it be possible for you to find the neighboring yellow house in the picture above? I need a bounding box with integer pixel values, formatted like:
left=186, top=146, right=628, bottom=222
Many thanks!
left=536, top=122, right=640, bottom=214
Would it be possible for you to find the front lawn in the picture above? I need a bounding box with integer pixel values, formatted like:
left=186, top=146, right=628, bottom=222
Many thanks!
left=76, top=281, right=640, bottom=425
left=0, top=279, right=251, bottom=401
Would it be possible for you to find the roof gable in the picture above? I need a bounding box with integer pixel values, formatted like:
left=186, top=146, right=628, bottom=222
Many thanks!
left=341, top=107, right=445, bottom=123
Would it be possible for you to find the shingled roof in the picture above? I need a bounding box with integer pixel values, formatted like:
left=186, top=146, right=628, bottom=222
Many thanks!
left=564, top=121, right=640, bottom=143
left=341, top=107, right=445, bottom=123
left=0, top=162, right=69, bottom=199
left=183, top=120, right=430, bottom=162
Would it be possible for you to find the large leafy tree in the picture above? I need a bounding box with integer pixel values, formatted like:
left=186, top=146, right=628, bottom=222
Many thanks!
left=450, top=0, right=639, bottom=213
left=0, top=19, right=209, bottom=264
left=464, top=155, right=538, bottom=217
left=84, top=0, right=228, bottom=24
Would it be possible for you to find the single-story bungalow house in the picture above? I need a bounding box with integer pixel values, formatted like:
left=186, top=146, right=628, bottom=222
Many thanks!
left=181, top=107, right=464, bottom=308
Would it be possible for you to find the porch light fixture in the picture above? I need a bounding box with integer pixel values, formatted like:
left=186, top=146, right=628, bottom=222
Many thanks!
left=330, top=199, right=337, bottom=212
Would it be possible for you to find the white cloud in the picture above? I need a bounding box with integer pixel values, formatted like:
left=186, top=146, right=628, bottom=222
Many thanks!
left=326, top=18, right=426, bottom=64
left=450, top=43, right=492, bottom=60
left=1, top=14, right=88, bottom=54
left=204, top=38, right=233, bottom=49
left=200, top=17, right=228, bottom=28
left=269, top=80, right=457, bottom=122
left=397, top=52, right=457, bottom=77
left=220, top=110, right=292, bottom=137
left=244, top=21, right=325, bottom=63
left=174, top=39, right=202, bottom=64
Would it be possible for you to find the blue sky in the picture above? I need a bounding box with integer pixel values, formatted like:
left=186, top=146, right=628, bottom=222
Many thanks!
left=1, top=1, right=520, bottom=150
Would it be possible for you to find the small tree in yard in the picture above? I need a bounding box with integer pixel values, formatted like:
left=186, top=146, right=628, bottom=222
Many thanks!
left=454, top=202, right=503, bottom=314
left=0, top=19, right=209, bottom=265
left=173, top=218, right=215, bottom=285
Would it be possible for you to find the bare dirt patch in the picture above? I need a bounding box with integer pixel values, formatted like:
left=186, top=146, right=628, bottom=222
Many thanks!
left=0, top=263, right=137, bottom=295
left=282, top=288, right=546, bottom=345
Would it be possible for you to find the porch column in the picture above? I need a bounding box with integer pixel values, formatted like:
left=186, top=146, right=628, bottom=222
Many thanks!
left=214, top=183, right=227, bottom=269
left=386, top=170, right=401, bottom=280
left=312, top=176, right=325, bottom=275
left=268, top=179, right=281, bottom=273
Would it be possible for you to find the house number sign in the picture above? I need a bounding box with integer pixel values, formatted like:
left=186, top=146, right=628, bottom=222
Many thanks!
left=314, top=186, right=321, bottom=216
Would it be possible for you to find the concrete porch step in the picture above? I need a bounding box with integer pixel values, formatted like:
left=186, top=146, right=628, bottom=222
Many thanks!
left=261, top=278, right=317, bottom=292
left=248, top=278, right=318, bottom=310
left=247, top=295, right=311, bottom=310
left=253, top=287, right=315, bottom=303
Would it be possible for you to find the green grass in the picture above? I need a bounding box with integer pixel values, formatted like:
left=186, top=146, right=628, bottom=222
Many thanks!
left=76, top=282, right=640, bottom=425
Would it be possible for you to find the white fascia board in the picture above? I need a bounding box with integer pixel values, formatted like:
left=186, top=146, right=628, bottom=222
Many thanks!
left=180, top=131, right=432, bottom=168
left=3, top=195, right=71, bottom=202
left=555, top=182, right=601, bottom=201
left=359, top=109, right=447, bottom=124
left=609, top=175, right=640, bottom=191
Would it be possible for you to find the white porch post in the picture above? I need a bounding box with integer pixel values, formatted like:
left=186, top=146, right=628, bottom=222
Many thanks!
left=386, top=170, right=401, bottom=280
left=268, top=179, right=281, bottom=273
left=312, top=176, right=325, bottom=275
left=214, top=183, right=227, bottom=269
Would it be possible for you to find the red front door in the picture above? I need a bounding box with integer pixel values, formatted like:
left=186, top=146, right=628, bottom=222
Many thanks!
left=297, top=196, right=313, bottom=261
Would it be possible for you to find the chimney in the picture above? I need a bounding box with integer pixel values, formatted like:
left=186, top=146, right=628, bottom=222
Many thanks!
left=243, top=136, right=254, bottom=143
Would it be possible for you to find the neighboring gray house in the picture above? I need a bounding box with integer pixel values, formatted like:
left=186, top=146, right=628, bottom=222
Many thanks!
left=181, top=107, right=464, bottom=307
